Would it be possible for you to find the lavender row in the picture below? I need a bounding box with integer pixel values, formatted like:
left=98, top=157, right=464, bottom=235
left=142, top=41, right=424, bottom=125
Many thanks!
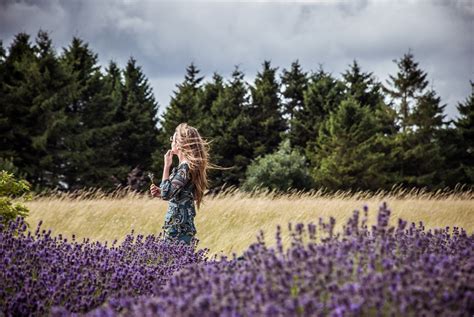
left=0, top=216, right=209, bottom=316
left=84, top=203, right=473, bottom=316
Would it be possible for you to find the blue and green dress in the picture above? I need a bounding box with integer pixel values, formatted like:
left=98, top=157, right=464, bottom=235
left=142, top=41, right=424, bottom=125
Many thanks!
left=159, top=162, right=197, bottom=245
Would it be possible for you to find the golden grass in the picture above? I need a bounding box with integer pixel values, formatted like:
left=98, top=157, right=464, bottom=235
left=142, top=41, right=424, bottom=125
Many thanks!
left=23, top=186, right=474, bottom=258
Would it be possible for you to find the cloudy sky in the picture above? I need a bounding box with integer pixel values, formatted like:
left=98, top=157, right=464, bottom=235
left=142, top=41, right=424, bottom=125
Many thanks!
left=1, top=0, right=472, bottom=121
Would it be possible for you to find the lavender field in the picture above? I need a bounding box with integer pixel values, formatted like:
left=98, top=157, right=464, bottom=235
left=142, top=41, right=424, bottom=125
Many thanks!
left=1, top=202, right=472, bottom=316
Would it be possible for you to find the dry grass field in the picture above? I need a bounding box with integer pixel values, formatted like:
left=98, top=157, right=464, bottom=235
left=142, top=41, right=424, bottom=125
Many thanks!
left=23, top=187, right=474, bottom=258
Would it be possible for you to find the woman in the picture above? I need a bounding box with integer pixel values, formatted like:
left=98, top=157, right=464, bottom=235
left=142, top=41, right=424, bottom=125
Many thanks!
left=150, top=123, right=213, bottom=246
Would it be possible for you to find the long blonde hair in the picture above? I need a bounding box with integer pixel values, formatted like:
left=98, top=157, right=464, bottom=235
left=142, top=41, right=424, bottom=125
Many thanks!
left=174, top=123, right=228, bottom=210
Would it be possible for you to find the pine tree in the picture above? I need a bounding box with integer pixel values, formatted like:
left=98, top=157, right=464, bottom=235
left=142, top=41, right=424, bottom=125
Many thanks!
left=343, top=60, right=382, bottom=110
left=59, top=37, right=101, bottom=189
left=31, top=30, right=73, bottom=188
left=160, top=62, right=204, bottom=133
left=410, top=88, right=446, bottom=136
left=280, top=59, right=309, bottom=130
left=117, top=57, right=160, bottom=186
left=300, top=66, right=346, bottom=158
left=384, top=50, right=446, bottom=188
left=383, top=49, right=429, bottom=132
left=0, top=33, right=38, bottom=183
left=342, top=60, right=398, bottom=135
left=195, top=72, right=225, bottom=139
left=60, top=37, right=129, bottom=189
left=311, top=97, right=394, bottom=191
left=0, top=31, right=73, bottom=189
left=207, top=66, right=253, bottom=189
left=452, top=81, right=474, bottom=184
left=409, top=89, right=447, bottom=186
left=0, top=31, right=75, bottom=189
left=97, top=61, right=130, bottom=188
left=390, top=131, right=444, bottom=189
left=248, top=60, right=287, bottom=158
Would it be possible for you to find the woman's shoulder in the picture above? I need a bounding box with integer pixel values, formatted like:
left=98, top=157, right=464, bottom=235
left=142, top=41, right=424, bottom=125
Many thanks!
left=177, top=161, right=190, bottom=172
left=176, top=161, right=191, bottom=178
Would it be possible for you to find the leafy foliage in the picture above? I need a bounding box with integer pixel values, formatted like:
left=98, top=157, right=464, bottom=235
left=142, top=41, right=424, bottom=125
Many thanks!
left=242, top=139, right=314, bottom=192
left=0, top=171, right=30, bottom=227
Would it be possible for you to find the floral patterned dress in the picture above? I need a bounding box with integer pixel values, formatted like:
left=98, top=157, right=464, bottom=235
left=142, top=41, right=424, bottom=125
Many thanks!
left=159, top=162, right=197, bottom=245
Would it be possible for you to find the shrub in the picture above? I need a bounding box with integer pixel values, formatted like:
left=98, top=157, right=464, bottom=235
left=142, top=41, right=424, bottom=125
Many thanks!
left=241, top=139, right=314, bottom=193
left=0, top=170, right=31, bottom=227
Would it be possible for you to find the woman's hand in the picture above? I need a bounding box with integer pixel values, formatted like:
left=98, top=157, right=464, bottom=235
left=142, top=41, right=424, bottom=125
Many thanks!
left=150, top=184, right=161, bottom=198
left=164, top=149, right=173, bottom=168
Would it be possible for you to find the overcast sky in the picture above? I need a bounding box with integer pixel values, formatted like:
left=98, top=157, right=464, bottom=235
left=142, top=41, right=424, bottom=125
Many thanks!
left=1, top=0, right=473, bottom=121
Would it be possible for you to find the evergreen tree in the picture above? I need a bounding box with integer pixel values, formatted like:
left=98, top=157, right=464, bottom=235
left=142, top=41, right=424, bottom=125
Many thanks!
left=449, top=82, right=474, bottom=185
left=248, top=60, right=287, bottom=158
left=59, top=37, right=101, bottom=189
left=300, top=66, right=346, bottom=157
left=96, top=61, right=129, bottom=188
left=207, top=66, right=253, bottom=189
left=384, top=50, right=446, bottom=188
left=31, top=30, right=73, bottom=188
left=0, top=33, right=38, bottom=183
left=340, top=60, right=400, bottom=188
left=383, top=49, right=429, bottom=132
left=0, top=31, right=72, bottom=189
left=342, top=60, right=398, bottom=135
left=117, top=57, right=160, bottom=185
left=409, top=88, right=447, bottom=188
left=195, top=72, right=225, bottom=139
left=60, top=37, right=128, bottom=189
left=410, top=88, right=446, bottom=136
left=342, top=60, right=383, bottom=110
left=390, top=130, right=444, bottom=188
left=310, top=97, right=394, bottom=191
left=280, top=59, right=309, bottom=131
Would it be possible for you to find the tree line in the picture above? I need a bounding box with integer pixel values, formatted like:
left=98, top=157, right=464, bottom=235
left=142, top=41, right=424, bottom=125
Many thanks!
left=0, top=30, right=472, bottom=193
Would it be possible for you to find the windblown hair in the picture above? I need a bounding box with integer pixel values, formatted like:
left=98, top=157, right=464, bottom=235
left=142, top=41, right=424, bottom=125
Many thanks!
left=174, top=123, right=226, bottom=210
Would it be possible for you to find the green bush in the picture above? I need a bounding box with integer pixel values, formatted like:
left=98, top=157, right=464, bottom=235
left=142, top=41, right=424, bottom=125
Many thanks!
left=241, top=139, right=314, bottom=193
left=0, top=170, right=31, bottom=227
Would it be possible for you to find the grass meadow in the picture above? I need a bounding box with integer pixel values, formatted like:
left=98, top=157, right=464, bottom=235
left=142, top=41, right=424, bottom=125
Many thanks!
left=23, top=186, right=474, bottom=258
